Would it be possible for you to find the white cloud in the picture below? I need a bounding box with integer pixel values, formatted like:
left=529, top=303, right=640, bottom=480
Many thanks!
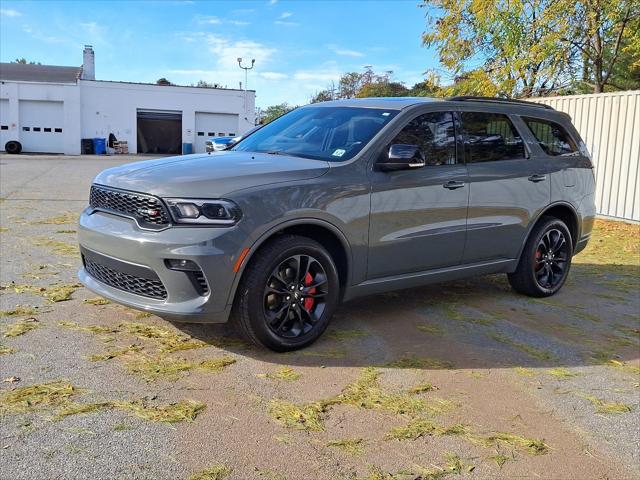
left=269, top=0, right=278, bottom=5
left=293, top=69, right=342, bottom=82
left=274, top=20, right=299, bottom=26
left=328, top=44, right=364, bottom=57
left=279, top=12, right=292, bottom=19
left=0, top=8, right=21, bottom=17
left=260, top=71, right=288, bottom=80
left=196, top=15, right=221, bottom=24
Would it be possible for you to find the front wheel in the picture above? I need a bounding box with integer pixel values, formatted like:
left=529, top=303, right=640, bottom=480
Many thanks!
left=232, top=235, right=340, bottom=351
left=508, top=216, right=573, bottom=297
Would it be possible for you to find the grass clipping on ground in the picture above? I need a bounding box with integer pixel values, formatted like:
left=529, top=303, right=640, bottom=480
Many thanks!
left=0, top=380, right=206, bottom=424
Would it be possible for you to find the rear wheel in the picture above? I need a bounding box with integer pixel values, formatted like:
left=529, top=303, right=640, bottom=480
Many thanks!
left=232, top=235, right=340, bottom=351
left=508, top=216, right=573, bottom=297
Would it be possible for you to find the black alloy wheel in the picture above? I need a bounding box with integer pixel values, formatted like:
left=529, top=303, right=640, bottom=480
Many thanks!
left=533, top=228, right=570, bottom=289
left=507, top=216, right=573, bottom=297
left=263, top=254, right=328, bottom=338
left=233, top=234, right=339, bottom=351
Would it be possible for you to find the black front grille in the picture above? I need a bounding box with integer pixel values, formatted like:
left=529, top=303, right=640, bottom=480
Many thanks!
left=83, top=255, right=168, bottom=300
left=89, top=185, right=170, bottom=226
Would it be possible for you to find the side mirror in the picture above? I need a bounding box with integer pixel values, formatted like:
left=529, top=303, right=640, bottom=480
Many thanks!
left=378, top=144, right=425, bottom=171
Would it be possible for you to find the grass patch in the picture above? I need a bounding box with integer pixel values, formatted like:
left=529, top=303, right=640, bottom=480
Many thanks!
left=480, top=432, right=549, bottom=455
left=269, top=399, right=325, bottom=431
left=188, top=465, right=232, bottom=480
left=326, top=438, right=365, bottom=456
left=198, top=357, right=237, bottom=373
left=387, top=356, right=454, bottom=369
left=574, top=219, right=640, bottom=267
left=257, top=367, right=301, bottom=382
left=113, top=423, right=134, bottom=432
left=88, top=344, right=143, bottom=361
left=0, top=381, right=77, bottom=414
left=489, top=333, right=555, bottom=361
left=5, top=283, right=81, bottom=302
left=57, top=320, right=116, bottom=335
left=83, top=298, right=110, bottom=306
left=269, top=368, right=457, bottom=432
left=32, top=238, right=78, bottom=257
left=3, top=318, right=39, bottom=337
left=586, top=396, right=632, bottom=414
left=607, top=359, right=640, bottom=375
left=0, top=344, right=15, bottom=355
left=114, top=399, right=206, bottom=423
left=35, top=212, right=78, bottom=225
left=416, top=324, right=444, bottom=335
left=386, top=419, right=469, bottom=440
left=407, top=382, right=436, bottom=394
left=0, top=305, right=38, bottom=317
left=55, top=229, right=76, bottom=234
left=488, top=451, right=512, bottom=468
left=513, top=366, right=536, bottom=376
left=126, top=354, right=236, bottom=380
left=547, top=367, right=579, bottom=378
left=326, top=328, right=369, bottom=341
left=120, top=321, right=207, bottom=353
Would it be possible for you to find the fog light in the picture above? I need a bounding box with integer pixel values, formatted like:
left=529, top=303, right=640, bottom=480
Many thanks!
left=165, top=259, right=200, bottom=271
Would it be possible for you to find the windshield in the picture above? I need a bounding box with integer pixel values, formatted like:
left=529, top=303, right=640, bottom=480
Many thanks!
left=232, top=106, right=399, bottom=161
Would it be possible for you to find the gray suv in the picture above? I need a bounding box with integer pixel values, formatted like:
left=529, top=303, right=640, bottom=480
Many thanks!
left=78, top=97, right=596, bottom=351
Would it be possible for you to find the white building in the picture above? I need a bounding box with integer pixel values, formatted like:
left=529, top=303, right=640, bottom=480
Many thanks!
left=0, top=46, right=256, bottom=155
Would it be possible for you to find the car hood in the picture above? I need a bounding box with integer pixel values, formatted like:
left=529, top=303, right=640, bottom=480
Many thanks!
left=93, top=151, right=331, bottom=198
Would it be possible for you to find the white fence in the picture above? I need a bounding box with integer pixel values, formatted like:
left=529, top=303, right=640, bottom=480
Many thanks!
left=529, top=91, right=640, bottom=222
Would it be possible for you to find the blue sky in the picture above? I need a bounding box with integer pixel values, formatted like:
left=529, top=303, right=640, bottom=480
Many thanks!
left=0, top=0, right=442, bottom=107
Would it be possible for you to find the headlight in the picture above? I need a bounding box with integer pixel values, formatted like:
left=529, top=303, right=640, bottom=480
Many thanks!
left=164, top=198, right=242, bottom=225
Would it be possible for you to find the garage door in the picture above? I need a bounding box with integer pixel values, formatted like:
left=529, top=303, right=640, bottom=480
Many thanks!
left=19, top=100, right=65, bottom=153
left=137, top=109, right=182, bottom=155
left=194, top=112, right=239, bottom=153
left=0, top=99, right=10, bottom=151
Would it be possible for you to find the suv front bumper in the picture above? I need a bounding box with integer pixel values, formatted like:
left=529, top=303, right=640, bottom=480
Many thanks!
left=77, top=208, right=244, bottom=323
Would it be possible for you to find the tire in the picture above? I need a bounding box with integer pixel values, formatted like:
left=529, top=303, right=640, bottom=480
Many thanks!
left=508, top=216, right=573, bottom=297
left=4, top=141, right=22, bottom=154
left=232, top=234, right=340, bottom=351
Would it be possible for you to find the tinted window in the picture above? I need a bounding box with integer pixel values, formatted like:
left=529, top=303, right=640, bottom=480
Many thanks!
left=461, top=112, right=525, bottom=162
left=390, top=112, right=456, bottom=166
left=233, top=107, right=398, bottom=162
left=523, top=117, right=578, bottom=156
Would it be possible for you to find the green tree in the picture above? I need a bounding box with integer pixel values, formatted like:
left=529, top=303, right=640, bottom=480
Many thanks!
left=12, top=58, right=41, bottom=65
left=421, top=0, right=571, bottom=98
left=156, top=77, right=172, bottom=86
left=260, top=103, right=294, bottom=124
left=357, top=80, right=409, bottom=98
left=310, top=89, right=335, bottom=103
left=564, top=0, right=639, bottom=92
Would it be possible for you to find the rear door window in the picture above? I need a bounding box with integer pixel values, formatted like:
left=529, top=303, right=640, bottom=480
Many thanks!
left=522, top=117, right=578, bottom=156
left=460, top=112, right=525, bottom=162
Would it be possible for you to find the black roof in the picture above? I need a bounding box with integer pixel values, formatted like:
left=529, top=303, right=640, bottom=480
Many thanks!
left=0, top=63, right=82, bottom=84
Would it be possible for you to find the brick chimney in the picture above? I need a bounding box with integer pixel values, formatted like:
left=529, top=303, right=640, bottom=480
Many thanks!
left=81, top=45, right=95, bottom=80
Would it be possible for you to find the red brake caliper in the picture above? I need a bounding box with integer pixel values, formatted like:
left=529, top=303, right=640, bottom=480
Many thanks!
left=303, top=272, right=316, bottom=311
left=535, top=248, right=543, bottom=271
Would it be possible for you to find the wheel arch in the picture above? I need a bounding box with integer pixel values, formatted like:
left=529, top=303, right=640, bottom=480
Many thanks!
left=228, top=218, right=352, bottom=305
left=516, top=202, right=581, bottom=263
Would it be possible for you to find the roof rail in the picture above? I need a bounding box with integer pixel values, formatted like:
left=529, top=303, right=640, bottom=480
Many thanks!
left=447, top=96, right=554, bottom=110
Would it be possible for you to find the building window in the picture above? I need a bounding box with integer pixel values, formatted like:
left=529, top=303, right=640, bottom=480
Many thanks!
left=207, top=132, right=215, bottom=136
left=23, top=127, right=30, bottom=131
left=197, top=132, right=204, bottom=136
left=33, top=127, right=41, bottom=132
left=0, top=125, right=8, bottom=130
left=217, top=132, right=225, bottom=137
left=44, top=127, right=52, bottom=132
left=55, top=128, right=63, bottom=133
left=229, top=133, right=236, bottom=137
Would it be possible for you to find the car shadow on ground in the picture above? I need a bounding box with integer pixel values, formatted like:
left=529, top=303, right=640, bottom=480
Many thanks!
left=173, top=262, right=640, bottom=371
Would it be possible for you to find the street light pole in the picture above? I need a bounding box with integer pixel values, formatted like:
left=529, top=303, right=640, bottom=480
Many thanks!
left=237, top=57, right=255, bottom=90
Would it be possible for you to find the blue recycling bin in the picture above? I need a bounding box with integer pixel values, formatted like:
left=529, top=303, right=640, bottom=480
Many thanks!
left=93, top=138, right=106, bottom=154
left=182, top=143, right=193, bottom=155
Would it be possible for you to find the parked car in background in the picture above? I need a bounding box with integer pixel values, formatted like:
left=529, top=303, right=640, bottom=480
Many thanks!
left=205, top=125, right=263, bottom=152
left=78, top=96, right=595, bottom=351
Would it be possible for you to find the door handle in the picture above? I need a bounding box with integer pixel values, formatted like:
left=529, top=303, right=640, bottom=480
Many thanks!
left=443, top=180, right=465, bottom=190
left=528, top=174, right=547, bottom=183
